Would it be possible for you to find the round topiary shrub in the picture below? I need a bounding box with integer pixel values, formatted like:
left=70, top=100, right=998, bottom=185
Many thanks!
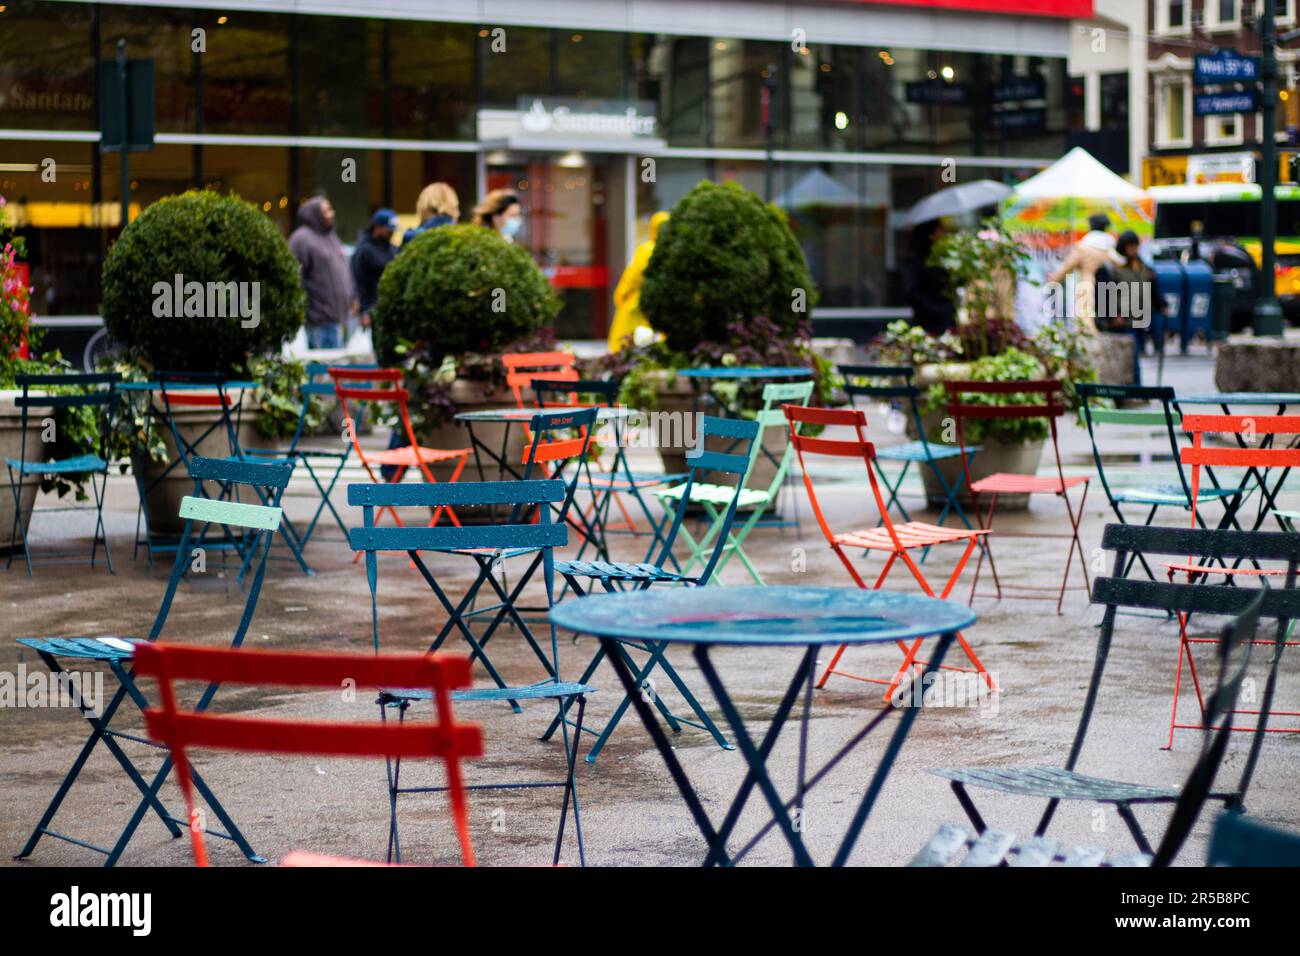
left=373, top=224, right=559, bottom=366
left=640, top=179, right=816, bottom=353
left=101, top=190, right=305, bottom=373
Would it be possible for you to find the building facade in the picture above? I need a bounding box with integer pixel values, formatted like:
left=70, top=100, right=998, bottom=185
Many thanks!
left=1145, top=0, right=1300, bottom=187
left=0, top=0, right=1087, bottom=348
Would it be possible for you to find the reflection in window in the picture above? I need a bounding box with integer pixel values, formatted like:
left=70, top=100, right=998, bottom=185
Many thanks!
left=0, top=0, right=93, bottom=131
left=297, top=16, right=377, bottom=137
left=99, top=5, right=196, bottom=133
left=388, top=22, right=476, bottom=139
left=481, top=26, right=551, bottom=109
left=199, top=10, right=290, bottom=135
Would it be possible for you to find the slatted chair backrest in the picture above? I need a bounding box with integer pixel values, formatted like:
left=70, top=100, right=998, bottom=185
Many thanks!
left=155, top=370, right=243, bottom=461
left=349, top=479, right=568, bottom=648
left=530, top=377, right=619, bottom=410
left=783, top=404, right=912, bottom=553
left=146, top=455, right=292, bottom=649
left=1208, top=811, right=1300, bottom=866
left=1076, top=383, right=1189, bottom=508
left=502, top=351, right=577, bottom=407
left=944, top=379, right=1071, bottom=496
left=518, top=408, right=598, bottom=531
left=1180, top=414, right=1300, bottom=527
left=133, top=642, right=481, bottom=867
left=327, top=366, right=426, bottom=470
left=646, top=416, right=760, bottom=582
left=12, top=372, right=120, bottom=468
left=1055, top=524, right=1300, bottom=864
left=839, top=363, right=930, bottom=447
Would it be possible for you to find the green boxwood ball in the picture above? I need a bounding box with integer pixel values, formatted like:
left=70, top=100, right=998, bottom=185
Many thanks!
left=640, top=179, right=817, bottom=353
left=373, top=223, right=559, bottom=365
left=101, top=190, right=305, bottom=373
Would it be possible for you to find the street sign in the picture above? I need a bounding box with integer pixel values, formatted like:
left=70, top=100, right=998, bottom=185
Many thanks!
left=905, top=79, right=969, bottom=105
left=1188, top=152, right=1254, bottom=184
left=1194, top=49, right=1259, bottom=84
left=1194, top=90, right=1258, bottom=116
left=98, top=58, right=155, bottom=152
left=990, top=75, right=1046, bottom=103
left=1142, top=154, right=1189, bottom=187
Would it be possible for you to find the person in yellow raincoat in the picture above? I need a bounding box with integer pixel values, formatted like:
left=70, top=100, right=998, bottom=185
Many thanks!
left=607, top=211, right=669, bottom=352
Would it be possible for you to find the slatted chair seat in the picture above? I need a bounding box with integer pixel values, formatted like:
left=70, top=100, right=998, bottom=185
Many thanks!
left=969, top=472, right=1090, bottom=494
left=16, top=636, right=139, bottom=662
left=448, top=546, right=543, bottom=560
left=874, top=439, right=978, bottom=463
left=931, top=766, right=1181, bottom=803
left=910, top=823, right=1152, bottom=868
left=834, top=522, right=988, bottom=552
left=5, top=452, right=107, bottom=474
left=1113, top=484, right=1241, bottom=506
left=364, top=444, right=472, bottom=467
left=381, top=681, right=594, bottom=704
left=654, top=480, right=772, bottom=509
left=554, top=559, right=688, bottom=585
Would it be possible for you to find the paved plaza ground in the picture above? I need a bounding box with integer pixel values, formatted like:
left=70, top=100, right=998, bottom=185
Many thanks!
left=3, top=351, right=1298, bottom=867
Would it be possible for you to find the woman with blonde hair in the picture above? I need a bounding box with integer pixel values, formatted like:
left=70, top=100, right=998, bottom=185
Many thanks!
left=473, top=189, right=523, bottom=240
left=401, top=182, right=459, bottom=245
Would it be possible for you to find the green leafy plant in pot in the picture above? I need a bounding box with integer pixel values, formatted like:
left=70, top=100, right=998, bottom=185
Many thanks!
left=612, top=179, right=836, bottom=479
left=371, top=223, right=561, bottom=478
left=100, top=190, right=307, bottom=531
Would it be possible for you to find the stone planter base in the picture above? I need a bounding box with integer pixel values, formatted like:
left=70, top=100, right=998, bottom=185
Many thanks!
left=1085, top=333, right=1136, bottom=386
left=918, top=437, right=1045, bottom=512
left=0, top=391, right=49, bottom=553
left=1215, top=333, right=1300, bottom=393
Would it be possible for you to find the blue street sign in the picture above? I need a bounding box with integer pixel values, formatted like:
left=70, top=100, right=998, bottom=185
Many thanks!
left=1195, top=90, right=1258, bottom=116
left=1195, top=49, right=1259, bottom=84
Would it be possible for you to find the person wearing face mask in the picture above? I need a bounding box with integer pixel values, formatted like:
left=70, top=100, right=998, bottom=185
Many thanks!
left=473, top=189, right=523, bottom=241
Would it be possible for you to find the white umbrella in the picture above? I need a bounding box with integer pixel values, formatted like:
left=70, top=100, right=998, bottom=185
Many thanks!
left=901, top=179, right=1012, bottom=226
left=775, top=168, right=863, bottom=210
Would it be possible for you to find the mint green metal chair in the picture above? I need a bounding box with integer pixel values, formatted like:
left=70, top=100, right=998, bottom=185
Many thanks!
left=654, top=380, right=814, bottom=586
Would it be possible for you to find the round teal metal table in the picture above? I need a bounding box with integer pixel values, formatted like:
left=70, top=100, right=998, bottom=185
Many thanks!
left=550, top=584, right=977, bottom=866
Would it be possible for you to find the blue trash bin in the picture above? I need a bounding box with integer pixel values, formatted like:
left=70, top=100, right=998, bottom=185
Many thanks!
left=1182, top=259, right=1214, bottom=352
left=1151, top=259, right=1185, bottom=357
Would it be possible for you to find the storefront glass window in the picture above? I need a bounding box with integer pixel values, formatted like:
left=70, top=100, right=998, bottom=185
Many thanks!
left=99, top=4, right=196, bottom=133
left=481, top=26, right=552, bottom=109
left=295, top=147, right=385, bottom=243
left=297, top=16, right=378, bottom=138
left=0, top=0, right=94, bottom=131
left=199, top=10, right=291, bottom=135
left=389, top=22, right=476, bottom=140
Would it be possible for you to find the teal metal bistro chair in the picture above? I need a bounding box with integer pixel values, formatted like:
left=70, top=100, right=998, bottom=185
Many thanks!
left=840, top=364, right=980, bottom=536
left=14, top=455, right=291, bottom=866
left=6, top=371, right=120, bottom=576
left=1208, top=812, right=1300, bottom=866
left=242, top=360, right=352, bottom=550
left=1077, top=383, right=1245, bottom=580
left=349, top=476, right=592, bottom=865
left=545, top=415, right=761, bottom=763
left=654, top=381, right=812, bottom=586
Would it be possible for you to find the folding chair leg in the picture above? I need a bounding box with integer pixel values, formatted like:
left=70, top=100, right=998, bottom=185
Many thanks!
left=1114, top=803, right=1154, bottom=857
left=951, top=781, right=988, bottom=835
left=553, top=695, right=587, bottom=867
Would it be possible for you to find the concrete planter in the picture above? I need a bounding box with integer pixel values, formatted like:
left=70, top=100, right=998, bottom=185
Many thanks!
left=1085, top=333, right=1135, bottom=386
left=1215, top=333, right=1300, bottom=393
left=0, top=390, right=51, bottom=553
left=133, top=396, right=264, bottom=536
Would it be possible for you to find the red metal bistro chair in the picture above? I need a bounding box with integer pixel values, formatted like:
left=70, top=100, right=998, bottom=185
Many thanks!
left=945, top=379, right=1091, bottom=615
left=784, top=404, right=994, bottom=701
left=133, top=643, right=482, bottom=867
left=329, top=367, right=470, bottom=552
left=502, top=351, right=578, bottom=408
left=1163, top=413, right=1300, bottom=748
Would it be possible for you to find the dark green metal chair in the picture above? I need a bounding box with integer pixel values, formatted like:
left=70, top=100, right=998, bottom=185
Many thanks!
left=1208, top=812, right=1300, bottom=867
left=915, top=524, right=1300, bottom=866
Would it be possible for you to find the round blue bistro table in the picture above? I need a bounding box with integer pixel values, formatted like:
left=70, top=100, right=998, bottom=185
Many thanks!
left=1174, top=392, right=1300, bottom=534
left=550, top=584, right=977, bottom=866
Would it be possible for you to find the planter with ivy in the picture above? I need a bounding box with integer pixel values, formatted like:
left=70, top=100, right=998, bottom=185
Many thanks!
left=604, top=180, right=838, bottom=487
left=871, top=219, right=1097, bottom=511
left=101, top=190, right=306, bottom=533
left=371, top=222, right=562, bottom=483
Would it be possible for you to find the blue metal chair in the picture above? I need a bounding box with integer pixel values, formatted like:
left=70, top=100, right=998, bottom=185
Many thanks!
left=243, top=361, right=351, bottom=550
left=5, top=372, right=120, bottom=576
left=543, top=415, right=761, bottom=763
left=1077, top=383, right=1245, bottom=580
left=14, top=455, right=291, bottom=866
left=531, top=377, right=688, bottom=566
left=839, top=364, right=980, bottom=537
left=348, top=477, right=592, bottom=865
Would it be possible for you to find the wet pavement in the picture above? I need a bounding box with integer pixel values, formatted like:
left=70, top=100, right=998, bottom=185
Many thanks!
left=2, top=351, right=1298, bottom=867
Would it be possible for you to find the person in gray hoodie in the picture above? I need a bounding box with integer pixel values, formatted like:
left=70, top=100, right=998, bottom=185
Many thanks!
left=288, top=196, right=356, bottom=349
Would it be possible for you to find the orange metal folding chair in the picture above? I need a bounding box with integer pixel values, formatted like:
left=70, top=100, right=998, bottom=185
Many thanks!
left=946, top=379, right=1091, bottom=615
left=502, top=351, right=578, bottom=408
left=329, top=367, right=470, bottom=551
left=784, top=404, right=994, bottom=701
left=1163, top=413, right=1300, bottom=748
left=133, top=642, right=482, bottom=866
